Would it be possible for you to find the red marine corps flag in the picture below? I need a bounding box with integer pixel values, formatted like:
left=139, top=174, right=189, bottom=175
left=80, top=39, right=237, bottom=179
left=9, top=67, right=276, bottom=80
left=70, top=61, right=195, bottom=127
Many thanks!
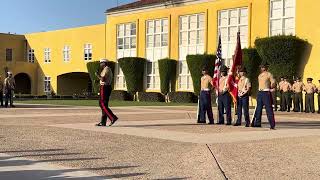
left=227, top=32, right=243, bottom=103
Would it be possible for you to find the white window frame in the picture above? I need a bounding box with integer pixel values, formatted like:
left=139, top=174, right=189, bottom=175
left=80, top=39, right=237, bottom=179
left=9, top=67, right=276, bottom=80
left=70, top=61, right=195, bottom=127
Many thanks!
left=44, top=76, right=51, bottom=93
left=178, top=13, right=205, bottom=91
left=63, top=45, right=71, bottom=62
left=84, top=43, right=92, bottom=61
left=269, top=0, right=296, bottom=36
left=218, top=7, right=249, bottom=66
left=28, top=49, right=35, bottom=63
left=146, top=18, right=169, bottom=90
left=116, top=22, right=137, bottom=90
left=44, top=48, right=51, bottom=63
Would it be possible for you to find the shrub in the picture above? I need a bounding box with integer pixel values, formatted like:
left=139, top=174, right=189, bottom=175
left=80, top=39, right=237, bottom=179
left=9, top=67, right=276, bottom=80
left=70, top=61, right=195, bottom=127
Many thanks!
left=138, top=92, right=165, bottom=102
left=158, top=58, right=177, bottom=94
left=118, top=57, right=147, bottom=94
left=186, top=54, right=215, bottom=95
left=110, top=90, right=133, bottom=101
left=168, top=92, right=197, bottom=103
left=87, top=61, right=115, bottom=94
left=242, top=48, right=262, bottom=97
left=255, top=35, right=308, bottom=80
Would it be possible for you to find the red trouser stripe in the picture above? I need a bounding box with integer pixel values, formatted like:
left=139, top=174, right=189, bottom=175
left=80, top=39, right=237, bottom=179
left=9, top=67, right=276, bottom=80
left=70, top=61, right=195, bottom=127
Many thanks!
left=100, top=85, right=114, bottom=121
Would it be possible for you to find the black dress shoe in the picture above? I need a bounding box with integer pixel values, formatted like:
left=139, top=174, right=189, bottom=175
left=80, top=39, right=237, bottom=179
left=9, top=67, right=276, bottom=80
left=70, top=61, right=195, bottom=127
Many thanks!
left=95, top=123, right=106, bottom=127
left=270, top=127, right=276, bottom=130
left=109, top=117, right=119, bottom=126
left=216, top=122, right=224, bottom=125
left=226, top=123, right=232, bottom=126
left=253, top=125, right=262, bottom=128
left=208, top=122, right=214, bottom=125
left=245, top=124, right=250, bottom=127
left=233, top=123, right=241, bottom=126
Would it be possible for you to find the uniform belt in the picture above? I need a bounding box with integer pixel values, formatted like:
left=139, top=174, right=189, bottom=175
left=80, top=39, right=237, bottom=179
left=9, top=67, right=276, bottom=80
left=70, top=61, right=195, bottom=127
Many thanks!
left=259, top=89, right=270, bottom=92
left=201, top=89, right=210, bottom=91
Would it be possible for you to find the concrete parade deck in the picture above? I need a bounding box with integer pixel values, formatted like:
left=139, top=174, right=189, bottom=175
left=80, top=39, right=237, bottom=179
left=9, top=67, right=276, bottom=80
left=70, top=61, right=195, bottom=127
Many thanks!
left=0, top=105, right=319, bottom=179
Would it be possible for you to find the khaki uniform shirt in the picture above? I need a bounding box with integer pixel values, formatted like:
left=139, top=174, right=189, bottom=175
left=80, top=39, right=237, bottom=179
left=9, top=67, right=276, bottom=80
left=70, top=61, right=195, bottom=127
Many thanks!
left=258, top=71, right=275, bottom=90
left=281, top=82, right=292, bottom=92
left=278, top=81, right=284, bottom=91
left=4, top=77, right=15, bottom=91
left=100, top=66, right=113, bottom=86
left=238, top=76, right=251, bottom=96
left=219, top=76, right=228, bottom=93
left=304, top=83, right=316, bottom=94
left=292, top=82, right=304, bottom=93
left=201, top=75, right=212, bottom=90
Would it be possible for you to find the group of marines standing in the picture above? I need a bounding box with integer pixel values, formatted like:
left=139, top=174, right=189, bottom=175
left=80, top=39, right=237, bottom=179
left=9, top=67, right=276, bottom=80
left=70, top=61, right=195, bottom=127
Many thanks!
left=198, top=61, right=320, bottom=130
left=275, top=76, right=320, bottom=113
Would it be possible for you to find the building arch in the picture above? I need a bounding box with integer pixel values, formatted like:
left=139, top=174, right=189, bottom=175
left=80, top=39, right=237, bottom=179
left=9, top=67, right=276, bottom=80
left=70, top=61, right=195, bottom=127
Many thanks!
left=14, top=73, right=32, bottom=94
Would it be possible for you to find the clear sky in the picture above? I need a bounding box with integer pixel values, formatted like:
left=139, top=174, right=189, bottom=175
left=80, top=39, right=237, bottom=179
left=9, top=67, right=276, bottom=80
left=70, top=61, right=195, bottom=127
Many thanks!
left=0, top=0, right=135, bottom=34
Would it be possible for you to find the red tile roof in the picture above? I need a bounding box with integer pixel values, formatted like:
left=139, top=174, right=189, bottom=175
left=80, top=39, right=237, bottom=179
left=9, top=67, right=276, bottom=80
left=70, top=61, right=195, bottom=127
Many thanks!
left=106, top=0, right=174, bottom=13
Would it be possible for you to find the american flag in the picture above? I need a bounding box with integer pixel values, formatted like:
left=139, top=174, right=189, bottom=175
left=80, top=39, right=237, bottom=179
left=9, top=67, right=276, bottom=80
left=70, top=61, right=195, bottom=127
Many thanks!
left=212, top=35, right=222, bottom=95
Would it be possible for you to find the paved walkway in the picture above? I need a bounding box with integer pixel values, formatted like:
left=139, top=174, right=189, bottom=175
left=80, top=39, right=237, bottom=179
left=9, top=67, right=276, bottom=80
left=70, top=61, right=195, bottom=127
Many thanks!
left=50, top=119, right=320, bottom=144
left=1, top=105, right=319, bottom=179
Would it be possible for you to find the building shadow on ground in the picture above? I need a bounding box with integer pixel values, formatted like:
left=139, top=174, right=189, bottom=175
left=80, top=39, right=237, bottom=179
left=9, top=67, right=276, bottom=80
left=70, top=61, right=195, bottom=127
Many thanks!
left=263, top=121, right=320, bottom=129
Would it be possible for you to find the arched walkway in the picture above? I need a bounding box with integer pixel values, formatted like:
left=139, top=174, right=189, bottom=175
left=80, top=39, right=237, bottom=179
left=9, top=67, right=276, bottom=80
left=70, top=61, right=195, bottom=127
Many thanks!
left=57, top=72, right=92, bottom=95
left=14, top=73, right=31, bottom=94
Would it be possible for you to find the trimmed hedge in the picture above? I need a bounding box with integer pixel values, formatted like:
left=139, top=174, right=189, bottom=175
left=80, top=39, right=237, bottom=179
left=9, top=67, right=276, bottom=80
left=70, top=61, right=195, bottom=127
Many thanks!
left=186, top=54, right=215, bottom=95
left=158, top=58, right=177, bottom=94
left=255, top=35, right=308, bottom=80
left=110, top=90, right=133, bottom=101
left=242, top=48, right=262, bottom=97
left=168, top=92, right=197, bottom=103
left=138, top=92, right=165, bottom=102
left=87, top=61, right=115, bottom=94
left=118, top=57, right=147, bottom=94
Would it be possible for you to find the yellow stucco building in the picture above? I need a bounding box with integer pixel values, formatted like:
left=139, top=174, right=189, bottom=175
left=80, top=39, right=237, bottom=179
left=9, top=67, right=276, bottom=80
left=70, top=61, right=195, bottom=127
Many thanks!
left=0, top=0, right=319, bottom=107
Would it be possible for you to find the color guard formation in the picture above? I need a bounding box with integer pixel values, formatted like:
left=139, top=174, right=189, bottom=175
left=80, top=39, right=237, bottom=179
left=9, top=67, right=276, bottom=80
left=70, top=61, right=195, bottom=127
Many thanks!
left=198, top=61, right=320, bottom=129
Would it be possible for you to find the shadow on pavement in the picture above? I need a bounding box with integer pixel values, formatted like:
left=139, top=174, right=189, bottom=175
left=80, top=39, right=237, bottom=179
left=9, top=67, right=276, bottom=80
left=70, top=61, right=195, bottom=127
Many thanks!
left=117, top=123, right=197, bottom=128
left=0, top=149, right=65, bottom=153
left=0, top=154, right=145, bottom=180
left=0, top=170, right=145, bottom=180
left=263, top=121, right=320, bottom=129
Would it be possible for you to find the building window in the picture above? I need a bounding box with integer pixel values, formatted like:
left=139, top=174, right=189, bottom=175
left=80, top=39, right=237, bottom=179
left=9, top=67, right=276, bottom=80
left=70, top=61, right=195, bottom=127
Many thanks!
left=84, top=44, right=92, bottom=61
left=28, top=49, right=35, bottom=63
left=6, top=48, right=13, bottom=61
left=270, top=0, right=295, bottom=36
left=44, top=76, right=51, bottom=93
left=116, top=22, right=137, bottom=90
left=218, top=7, right=248, bottom=66
left=146, top=18, right=168, bottom=90
left=44, top=48, right=51, bottom=63
left=63, top=45, right=71, bottom=62
left=178, top=13, right=205, bottom=91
